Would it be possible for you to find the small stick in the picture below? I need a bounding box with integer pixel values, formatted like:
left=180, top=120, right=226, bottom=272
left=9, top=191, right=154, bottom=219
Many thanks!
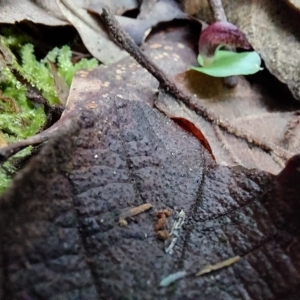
left=196, top=255, right=240, bottom=276
left=0, top=110, right=75, bottom=163
left=100, top=7, right=291, bottom=162
left=119, top=203, right=152, bottom=226
left=207, top=0, right=227, bottom=22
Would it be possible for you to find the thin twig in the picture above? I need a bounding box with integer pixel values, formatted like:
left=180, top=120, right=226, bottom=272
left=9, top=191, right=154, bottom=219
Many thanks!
left=207, top=0, right=227, bottom=22
left=100, top=7, right=291, bottom=162
left=196, top=255, right=240, bottom=276
left=0, top=110, right=75, bottom=163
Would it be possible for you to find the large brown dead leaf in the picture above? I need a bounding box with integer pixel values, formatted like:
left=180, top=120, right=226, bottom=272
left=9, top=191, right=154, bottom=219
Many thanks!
left=155, top=73, right=299, bottom=174
left=1, top=13, right=300, bottom=300
left=1, top=70, right=300, bottom=299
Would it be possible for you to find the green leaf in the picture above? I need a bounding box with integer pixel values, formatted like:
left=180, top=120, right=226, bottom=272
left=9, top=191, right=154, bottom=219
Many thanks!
left=197, top=54, right=204, bottom=66
left=191, top=50, right=262, bottom=77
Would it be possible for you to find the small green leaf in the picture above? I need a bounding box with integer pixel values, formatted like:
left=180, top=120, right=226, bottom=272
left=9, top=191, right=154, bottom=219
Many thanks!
left=191, top=50, right=262, bottom=77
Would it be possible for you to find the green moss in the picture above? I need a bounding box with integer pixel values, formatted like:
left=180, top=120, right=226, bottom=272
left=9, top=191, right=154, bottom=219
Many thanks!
left=0, top=147, right=33, bottom=194
left=0, top=31, right=98, bottom=194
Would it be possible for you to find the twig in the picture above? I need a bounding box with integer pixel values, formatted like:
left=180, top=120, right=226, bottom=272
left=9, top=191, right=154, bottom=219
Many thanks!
left=0, top=110, right=75, bottom=163
left=100, top=7, right=292, bottom=163
left=196, top=255, right=240, bottom=276
left=207, top=0, right=237, bottom=87
left=207, top=0, right=227, bottom=22
left=119, top=203, right=152, bottom=226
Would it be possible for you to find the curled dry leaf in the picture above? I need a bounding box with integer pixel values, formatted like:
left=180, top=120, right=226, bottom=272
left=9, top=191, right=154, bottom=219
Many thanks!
left=0, top=0, right=67, bottom=25
left=89, top=0, right=187, bottom=46
left=285, top=0, right=300, bottom=11
left=88, top=0, right=138, bottom=16
left=56, top=0, right=128, bottom=64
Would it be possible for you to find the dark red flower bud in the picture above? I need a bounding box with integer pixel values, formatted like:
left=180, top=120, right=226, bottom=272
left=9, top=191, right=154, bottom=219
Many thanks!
left=198, top=21, right=252, bottom=66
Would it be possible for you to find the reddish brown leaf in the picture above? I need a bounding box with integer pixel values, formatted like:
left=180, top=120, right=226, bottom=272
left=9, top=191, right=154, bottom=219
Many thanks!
left=1, top=96, right=300, bottom=298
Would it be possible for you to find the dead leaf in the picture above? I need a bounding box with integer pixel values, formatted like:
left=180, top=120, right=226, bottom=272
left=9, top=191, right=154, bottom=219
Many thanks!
left=56, top=0, right=128, bottom=64
left=0, top=0, right=67, bottom=25
left=1, top=95, right=300, bottom=298
left=286, top=0, right=300, bottom=10
left=88, top=0, right=138, bottom=16
left=89, top=0, right=187, bottom=46
left=34, top=0, right=66, bottom=21
left=156, top=73, right=298, bottom=174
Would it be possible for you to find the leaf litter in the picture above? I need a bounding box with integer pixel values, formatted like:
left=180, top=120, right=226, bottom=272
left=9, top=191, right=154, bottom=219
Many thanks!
left=1, top=1, right=300, bottom=299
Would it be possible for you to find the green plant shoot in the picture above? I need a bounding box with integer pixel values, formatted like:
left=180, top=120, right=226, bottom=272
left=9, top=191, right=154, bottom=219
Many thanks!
left=191, top=49, right=262, bottom=77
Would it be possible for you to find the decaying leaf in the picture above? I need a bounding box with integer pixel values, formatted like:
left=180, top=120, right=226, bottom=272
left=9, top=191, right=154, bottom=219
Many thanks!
left=89, top=0, right=187, bottom=46
left=0, top=0, right=67, bottom=25
left=56, top=0, right=128, bottom=64
left=1, top=88, right=300, bottom=298
left=88, top=0, right=138, bottom=16
left=286, top=0, right=300, bottom=10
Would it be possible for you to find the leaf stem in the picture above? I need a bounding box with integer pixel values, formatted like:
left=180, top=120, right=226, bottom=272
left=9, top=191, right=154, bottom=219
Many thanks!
left=207, top=0, right=227, bottom=22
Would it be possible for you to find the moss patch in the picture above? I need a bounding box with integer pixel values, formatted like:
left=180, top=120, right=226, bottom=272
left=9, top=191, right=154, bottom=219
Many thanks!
left=0, top=31, right=98, bottom=194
